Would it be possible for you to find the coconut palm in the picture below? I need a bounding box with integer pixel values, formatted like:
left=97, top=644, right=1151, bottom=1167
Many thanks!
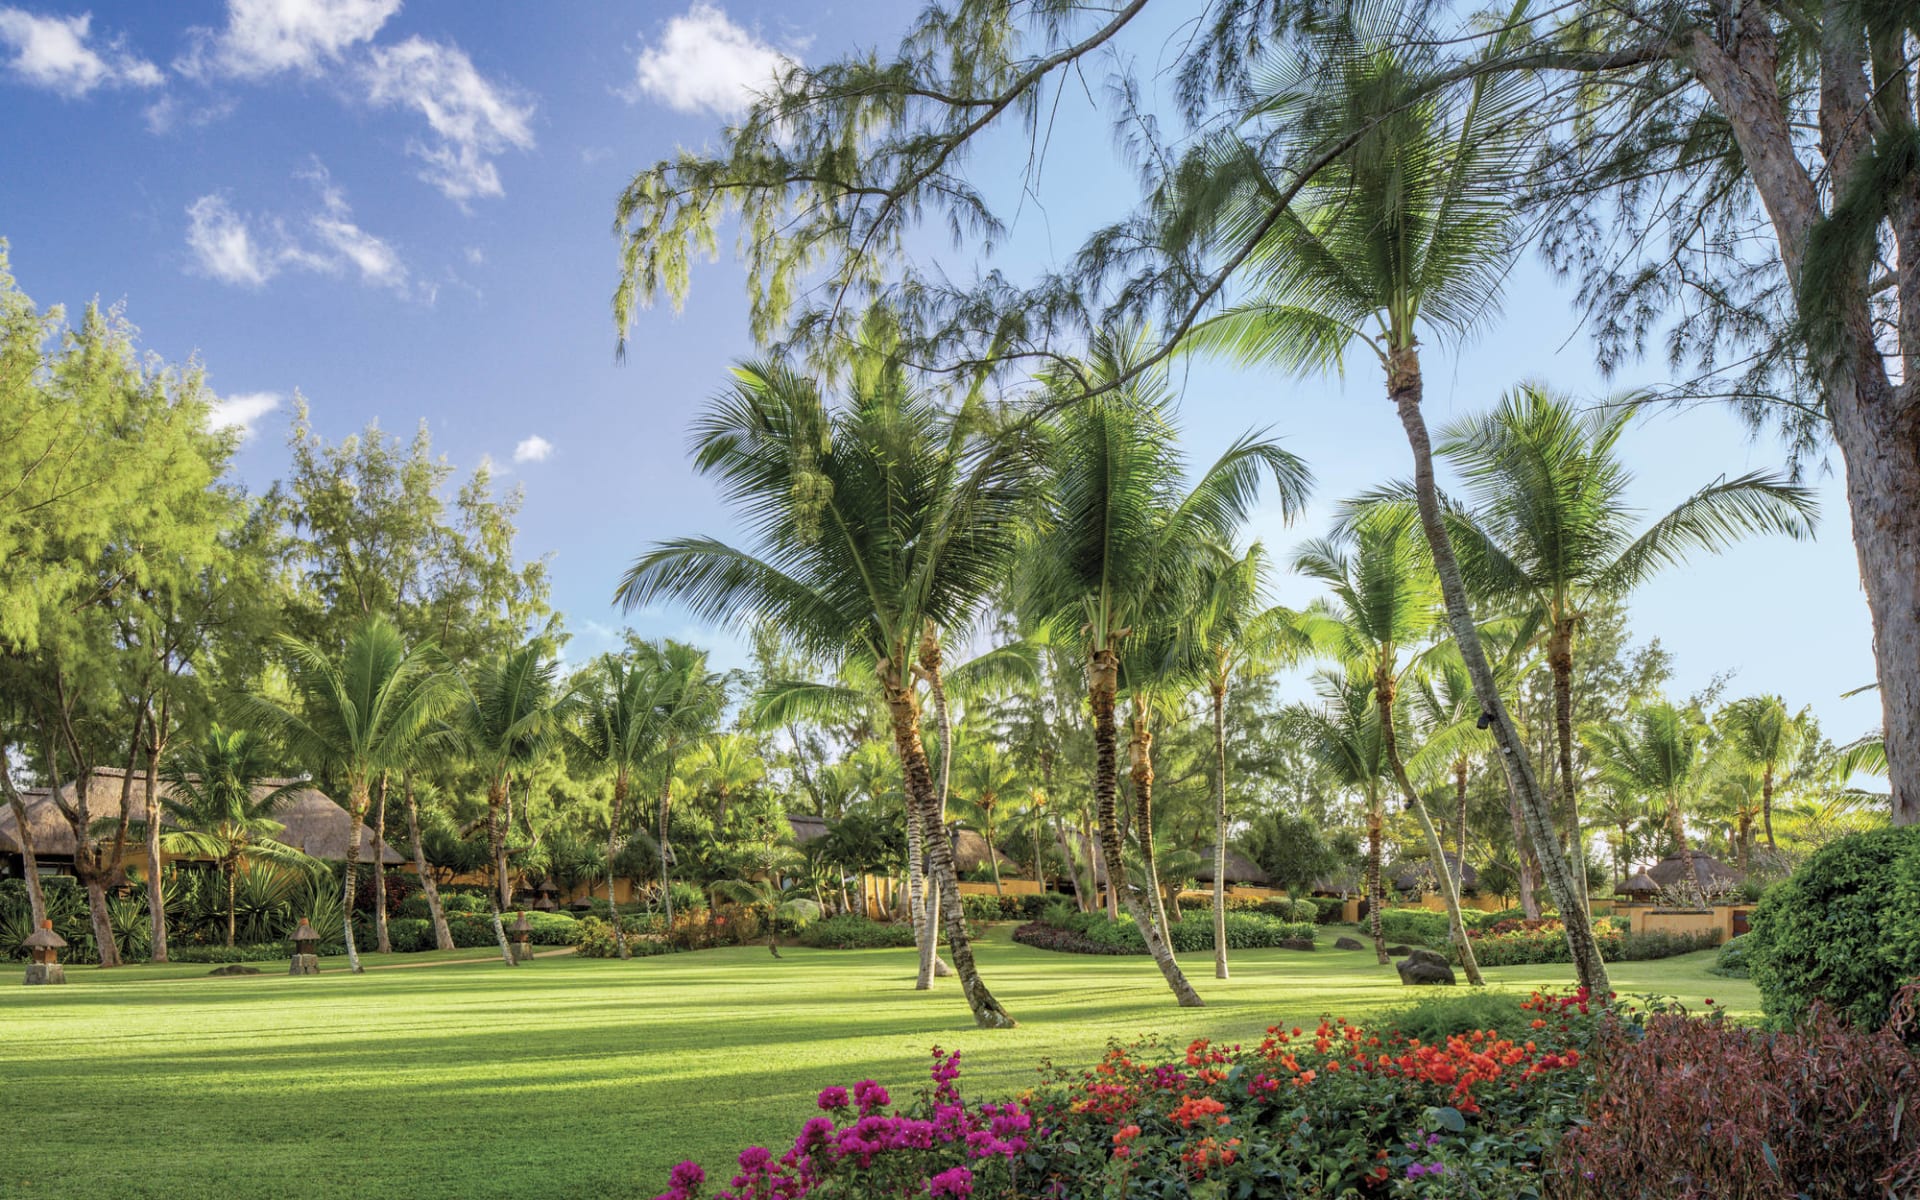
left=1175, top=3, right=1607, bottom=991
left=1020, top=337, right=1310, bottom=1007
left=1278, top=669, right=1393, bottom=962
left=648, top=641, right=726, bottom=927
left=448, top=639, right=565, bottom=963
left=616, top=356, right=1024, bottom=1028
left=242, top=615, right=455, bottom=973
left=1585, top=701, right=1709, bottom=906
left=1293, top=508, right=1483, bottom=984
left=1117, top=611, right=1202, bottom=948
left=1435, top=386, right=1817, bottom=906
left=683, top=733, right=766, bottom=831
left=950, top=742, right=1021, bottom=895
left=1717, top=694, right=1813, bottom=852
left=1187, top=543, right=1307, bottom=978
left=147, top=727, right=313, bottom=948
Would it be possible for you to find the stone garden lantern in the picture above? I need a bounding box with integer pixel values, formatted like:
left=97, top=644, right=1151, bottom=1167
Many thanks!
left=509, top=911, right=534, bottom=963
left=532, top=880, right=560, bottom=914
left=23, top=920, right=66, bottom=985
left=289, top=918, right=321, bottom=975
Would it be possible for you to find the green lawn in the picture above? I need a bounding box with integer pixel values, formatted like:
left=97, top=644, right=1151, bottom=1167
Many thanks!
left=0, top=927, right=1752, bottom=1199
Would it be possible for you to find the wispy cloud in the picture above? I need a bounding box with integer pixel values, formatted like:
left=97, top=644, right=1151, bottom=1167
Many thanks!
left=0, top=7, right=162, bottom=96
left=206, top=391, right=281, bottom=441
left=184, top=162, right=420, bottom=297
left=362, top=37, right=535, bottom=204
left=513, top=435, right=554, bottom=464
left=629, top=3, right=796, bottom=118
left=179, top=0, right=399, bottom=80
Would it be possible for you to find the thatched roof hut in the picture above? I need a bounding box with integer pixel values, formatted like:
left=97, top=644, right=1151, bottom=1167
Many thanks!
left=1617, top=871, right=1659, bottom=899
left=0, top=768, right=400, bottom=865
left=1387, top=852, right=1478, bottom=893
left=950, top=828, right=1014, bottom=875
left=786, top=813, right=831, bottom=845
left=1193, top=849, right=1272, bottom=888
left=1643, top=851, right=1742, bottom=895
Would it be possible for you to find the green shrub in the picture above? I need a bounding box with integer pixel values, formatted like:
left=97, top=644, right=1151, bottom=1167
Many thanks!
left=1748, top=826, right=1920, bottom=1033
left=169, top=942, right=351, bottom=963
left=383, top=917, right=434, bottom=953
left=572, top=917, right=675, bottom=959
left=443, top=911, right=580, bottom=949
left=1709, top=933, right=1752, bottom=979
left=1017, top=909, right=1315, bottom=954
left=797, top=915, right=918, bottom=949
left=1462, top=923, right=1719, bottom=967
left=1383, top=991, right=1538, bottom=1044
left=1287, top=898, right=1320, bottom=923
left=439, top=893, right=490, bottom=914
left=1378, top=907, right=1487, bottom=946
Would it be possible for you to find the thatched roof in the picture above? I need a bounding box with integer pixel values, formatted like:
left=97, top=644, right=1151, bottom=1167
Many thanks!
left=1193, top=849, right=1272, bottom=887
left=1617, top=871, right=1659, bottom=896
left=0, top=768, right=401, bottom=865
left=1643, top=852, right=1742, bottom=893
left=1388, top=852, right=1478, bottom=893
left=786, top=813, right=830, bottom=845
left=950, top=828, right=1014, bottom=874
left=1309, top=871, right=1361, bottom=896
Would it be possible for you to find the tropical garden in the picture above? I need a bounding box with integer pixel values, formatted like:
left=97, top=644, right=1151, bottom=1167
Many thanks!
left=5, top=0, right=1920, bottom=1197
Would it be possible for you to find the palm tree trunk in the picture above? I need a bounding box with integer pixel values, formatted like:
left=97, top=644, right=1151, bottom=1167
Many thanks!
left=882, top=675, right=1015, bottom=1028
left=404, top=776, right=454, bottom=951
left=918, top=632, right=957, bottom=981
left=1389, top=348, right=1610, bottom=996
left=490, top=778, right=513, bottom=913
left=659, top=762, right=675, bottom=927
left=342, top=781, right=366, bottom=974
left=987, top=821, right=1002, bottom=894
left=1366, top=788, right=1388, bottom=964
left=1761, top=764, right=1776, bottom=849
left=1549, top=620, right=1590, bottom=913
left=1737, top=811, right=1751, bottom=875
left=0, top=753, right=47, bottom=927
left=1092, top=649, right=1202, bottom=1006
left=1128, top=701, right=1173, bottom=947
left=373, top=773, right=391, bottom=954
left=227, top=865, right=238, bottom=948
left=143, top=696, right=169, bottom=963
left=1454, top=758, right=1469, bottom=861
left=609, top=770, right=631, bottom=960
left=1211, top=683, right=1230, bottom=980
left=1378, top=671, right=1483, bottom=984
left=1669, top=791, right=1704, bottom=907
left=1506, top=780, right=1540, bottom=919
left=904, top=784, right=932, bottom=984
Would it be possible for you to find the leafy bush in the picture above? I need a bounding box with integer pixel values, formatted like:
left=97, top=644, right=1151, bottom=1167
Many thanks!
left=957, top=893, right=1058, bottom=922
left=1462, top=921, right=1719, bottom=967
left=439, top=892, right=491, bottom=914
left=1709, top=933, right=1752, bottom=979
left=1551, top=987, right=1920, bottom=1198
left=1286, top=897, right=1320, bottom=923
left=1014, top=910, right=1315, bottom=955
left=797, top=915, right=918, bottom=949
left=169, top=941, right=344, bottom=963
left=1382, top=991, right=1539, bottom=1044
left=443, top=910, right=581, bottom=949
left=1748, top=826, right=1920, bottom=1033
left=573, top=917, right=676, bottom=959
left=383, top=917, right=435, bottom=953
left=1378, top=907, right=1490, bottom=946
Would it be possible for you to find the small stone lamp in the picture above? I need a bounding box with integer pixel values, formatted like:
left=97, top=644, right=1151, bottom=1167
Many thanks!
left=532, top=880, right=560, bottom=914
left=23, top=920, right=66, bottom=986
left=289, top=917, right=321, bottom=976
left=509, top=910, right=534, bottom=963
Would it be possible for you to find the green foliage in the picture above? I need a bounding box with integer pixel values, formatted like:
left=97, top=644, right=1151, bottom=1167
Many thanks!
left=1019, top=909, right=1315, bottom=955
left=572, top=917, right=675, bottom=959
left=1464, top=924, right=1720, bottom=968
left=1378, top=906, right=1490, bottom=946
left=1748, top=826, right=1920, bottom=1033
left=1709, top=934, right=1752, bottom=979
left=1239, top=810, right=1345, bottom=898
left=1384, top=991, right=1539, bottom=1044
left=797, top=915, right=918, bottom=949
left=1287, top=897, right=1321, bottom=923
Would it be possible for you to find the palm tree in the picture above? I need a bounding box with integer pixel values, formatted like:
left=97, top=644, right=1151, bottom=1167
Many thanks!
left=449, top=639, right=565, bottom=963
left=1293, top=509, right=1483, bottom=984
left=950, top=742, right=1020, bottom=894
left=1187, top=543, right=1305, bottom=979
left=243, top=615, right=455, bottom=973
left=149, top=727, right=313, bottom=948
left=1279, top=669, right=1393, bottom=962
left=1436, top=385, right=1817, bottom=907
left=616, top=357, right=1024, bottom=1028
left=1585, top=701, right=1709, bottom=906
left=1717, top=695, right=1812, bottom=852
left=1117, top=615, right=1199, bottom=948
left=1177, top=4, right=1608, bottom=992
left=1021, top=337, right=1310, bottom=1007
left=649, top=641, right=725, bottom=928
left=683, top=734, right=766, bottom=831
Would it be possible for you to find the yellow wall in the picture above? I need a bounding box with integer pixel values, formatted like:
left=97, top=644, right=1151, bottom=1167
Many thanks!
left=1625, top=904, right=1748, bottom=942
left=956, top=879, right=1044, bottom=897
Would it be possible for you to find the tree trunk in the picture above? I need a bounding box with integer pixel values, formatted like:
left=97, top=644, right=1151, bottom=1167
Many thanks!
left=659, top=763, right=675, bottom=927
left=1506, top=779, right=1540, bottom=919
left=609, top=770, right=631, bottom=959
left=373, top=773, right=391, bottom=955
left=1390, top=347, right=1610, bottom=995
left=1211, top=682, right=1231, bottom=980
left=0, top=753, right=48, bottom=926
left=918, top=633, right=957, bottom=981
left=1091, top=650, right=1202, bottom=1006
left=1669, top=791, right=1705, bottom=907
left=489, top=899, right=515, bottom=966
left=226, top=868, right=238, bottom=948
left=987, top=822, right=1002, bottom=894
left=1548, top=619, right=1590, bottom=913
left=1128, top=700, right=1173, bottom=946
left=489, top=778, right=512, bottom=913
left=143, top=695, right=170, bottom=962
left=882, top=672, right=1014, bottom=1028
left=1378, top=671, right=1484, bottom=985
left=1737, top=811, right=1752, bottom=875
left=1366, top=787, right=1388, bottom=964
left=342, top=781, right=366, bottom=973
left=405, top=776, right=454, bottom=951
left=84, top=878, right=116, bottom=966
left=904, top=776, right=933, bottom=986
left=1454, top=757, right=1470, bottom=861
left=1761, top=763, right=1777, bottom=849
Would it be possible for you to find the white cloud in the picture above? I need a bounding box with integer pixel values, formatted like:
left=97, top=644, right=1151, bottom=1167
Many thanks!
left=143, top=93, right=236, bottom=134
left=0, top=8, right=162, bottom=96
left=184, top=163, right=417, bottom=296
left=630, top=3, right=795, bottom=118
left=206, top=391, right=281, bottom=441
left=181, top=0, right=399, bottom=79
left=463, top=245, right=484, bottom=265
left=512, top=435, right=553, bottom=464
left=361, top=37, right=534, bottom=203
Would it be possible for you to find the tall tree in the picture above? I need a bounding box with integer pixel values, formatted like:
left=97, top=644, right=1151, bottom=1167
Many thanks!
left=616, top=355, right=1024, bottom=1028
left=244, top=616, right=455, bottom=973
left=1586, top=701, right=1710, bottom=905
left=1279, top=669, right=1394, bottom=962
left=1718, top=695, right=1811, bottom=853
left=1020, top=338, right=1309, bottom=1007
left=1435, top=384, right=1817, bottom=907
left=950, top=741, right=1020, bottom=894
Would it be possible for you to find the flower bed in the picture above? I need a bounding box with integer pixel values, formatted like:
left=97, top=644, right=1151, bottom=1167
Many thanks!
left=653, top=991, right=1603, bottom=1198
left=1012, top=909, right=1316, bottom=955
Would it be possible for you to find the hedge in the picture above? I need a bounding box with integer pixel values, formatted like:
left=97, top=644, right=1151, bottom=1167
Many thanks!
left=797, top=915, right=919, bottom=949
left=1459, top=923, right=1720, bottom=967
left=1013, top=910, right=1316, bottom=955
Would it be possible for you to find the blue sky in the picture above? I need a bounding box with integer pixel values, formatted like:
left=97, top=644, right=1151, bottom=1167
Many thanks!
left=0, top=1, right=1880, bottom=741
